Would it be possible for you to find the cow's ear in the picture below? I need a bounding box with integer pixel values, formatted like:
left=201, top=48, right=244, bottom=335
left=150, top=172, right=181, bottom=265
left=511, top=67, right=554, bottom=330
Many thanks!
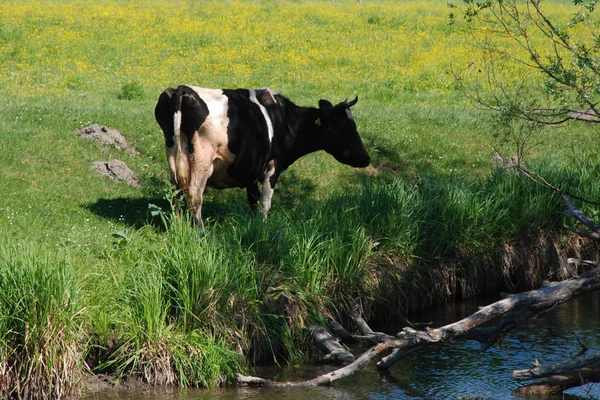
left=319, top=100, right=334, bottom=109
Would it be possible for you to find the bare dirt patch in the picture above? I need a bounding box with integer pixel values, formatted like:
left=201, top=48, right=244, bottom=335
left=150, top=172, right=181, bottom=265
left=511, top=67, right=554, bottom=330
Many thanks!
left=76, top=124, right=139, bottom=156
left=92, top=160, right=141, bottom=188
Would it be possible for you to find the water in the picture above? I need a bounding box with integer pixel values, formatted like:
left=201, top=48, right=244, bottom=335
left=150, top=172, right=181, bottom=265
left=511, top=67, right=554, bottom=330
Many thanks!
left=84, top=292, right=600, bottom=399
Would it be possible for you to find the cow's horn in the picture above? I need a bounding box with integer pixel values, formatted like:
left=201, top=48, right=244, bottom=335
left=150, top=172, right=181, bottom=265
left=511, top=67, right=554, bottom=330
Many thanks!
left=347, top=96, right=358, bottom=107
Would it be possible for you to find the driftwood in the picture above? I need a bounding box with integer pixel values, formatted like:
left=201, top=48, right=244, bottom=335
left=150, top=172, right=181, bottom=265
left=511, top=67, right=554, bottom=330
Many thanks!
left=237, top=185, right=600, bottom=394
left=514, top=366, right=600, bottom=396
left=513, top=351, right=600, bottom=381
left=308, top=324, right=354, bottom=364
left=563, top=194, right=600, bottom=240
left=348, top=306, right=395, bottom=343
left=236, top=267, right=600, bottom=388
left=326, top=318, right=357, bottom=344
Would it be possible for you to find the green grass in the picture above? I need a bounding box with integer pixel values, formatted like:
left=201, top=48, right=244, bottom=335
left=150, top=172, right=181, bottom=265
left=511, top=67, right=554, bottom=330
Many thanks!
left=0, top=240, right=85, bottom=399
left=1, top=0, right=600, bottom=396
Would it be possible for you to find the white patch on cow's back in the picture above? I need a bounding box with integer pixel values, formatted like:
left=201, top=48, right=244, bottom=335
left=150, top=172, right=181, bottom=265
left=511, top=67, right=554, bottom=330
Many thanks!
left=249, top=89, right=274, bottom=142
left=186, top=85, right=231, bottom=147
left=188, top=86, right=229, bottom=120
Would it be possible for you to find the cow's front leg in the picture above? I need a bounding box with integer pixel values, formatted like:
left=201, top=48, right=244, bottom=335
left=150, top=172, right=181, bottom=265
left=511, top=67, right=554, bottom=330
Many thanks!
left=260, top=160, right=280, bottom=219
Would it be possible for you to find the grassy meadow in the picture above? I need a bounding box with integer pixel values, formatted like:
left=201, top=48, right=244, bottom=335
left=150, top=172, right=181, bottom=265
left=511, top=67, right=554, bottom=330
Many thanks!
left=1, top=0, right=600, bottom=397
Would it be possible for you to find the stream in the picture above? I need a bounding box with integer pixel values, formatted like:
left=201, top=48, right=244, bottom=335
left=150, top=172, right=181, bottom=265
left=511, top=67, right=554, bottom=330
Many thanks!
left=84, top=291, right=600, bottom=399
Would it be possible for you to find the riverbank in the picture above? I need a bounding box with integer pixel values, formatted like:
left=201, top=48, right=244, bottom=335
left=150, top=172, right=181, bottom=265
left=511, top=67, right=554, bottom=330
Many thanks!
left=2, top=165, right=600, bottom=398
left=83, top=285, right=600, bottom=400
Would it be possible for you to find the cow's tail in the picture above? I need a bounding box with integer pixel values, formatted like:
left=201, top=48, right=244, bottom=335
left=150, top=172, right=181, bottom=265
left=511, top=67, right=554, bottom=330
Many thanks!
left=172, top=88, right=189, bottom=188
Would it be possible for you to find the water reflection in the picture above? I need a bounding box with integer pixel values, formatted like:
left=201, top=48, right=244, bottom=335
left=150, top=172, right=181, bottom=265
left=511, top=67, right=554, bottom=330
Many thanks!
left=84, top=292, right=600, bottom=400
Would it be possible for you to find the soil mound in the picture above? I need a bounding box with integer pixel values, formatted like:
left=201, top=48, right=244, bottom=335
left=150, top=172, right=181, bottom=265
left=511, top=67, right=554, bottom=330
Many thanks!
left=76, top=124, right=139, bottom=155
left=92, top=160, right=141, bottom=188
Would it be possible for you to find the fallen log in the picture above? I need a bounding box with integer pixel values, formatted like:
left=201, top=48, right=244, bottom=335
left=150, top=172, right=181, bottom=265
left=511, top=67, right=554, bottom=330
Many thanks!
left=236, top=342, right=394, bottom=387
left=563, top=194, right=600, bottom=240
left=513, top=351, right=600, bottom=381
left=309, top=324, right=355, bottom=364
left=236, top=267, right=600, bottom=387
left=327, top=318, right=358, bottom=344
left=513, top=367, right=600, bottom=397
left=348, top=306, right=394, bottom=343
left=237, top=268, right=600, bottom=386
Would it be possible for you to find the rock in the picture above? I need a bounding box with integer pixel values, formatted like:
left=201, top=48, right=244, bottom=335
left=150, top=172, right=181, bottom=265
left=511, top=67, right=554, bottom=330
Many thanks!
left=76, top=124, right=139, bottom=155
left=92, top=160, right=141, bottom=188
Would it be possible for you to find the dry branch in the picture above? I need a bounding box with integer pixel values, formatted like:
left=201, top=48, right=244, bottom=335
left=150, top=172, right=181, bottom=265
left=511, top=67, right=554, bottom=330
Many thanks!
left=309, top=324, right=355, bottom=365
left=236, top=268, right=600, bottom=387
left=348, top=307, right=394, bottom=343
left=236, top=343, right=393, bottom=387
left=377, top=347, right=421, bottom=370
left=466, top=309, right=534, bottom=351
left=513, top=351, right=600, bottom=381
left=326, top=318, right=357, bottom=344
left=567, top=111, right=600, bottom=123
left=514, top=367, right=600, bottom=397
left=348, top=306, right=374, bottom=335
left=563, top=194, right=600, bottom=240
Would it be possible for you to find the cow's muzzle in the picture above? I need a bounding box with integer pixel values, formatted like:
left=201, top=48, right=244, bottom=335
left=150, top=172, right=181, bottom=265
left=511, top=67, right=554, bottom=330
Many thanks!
left=352, top=155, right=371, bottom=168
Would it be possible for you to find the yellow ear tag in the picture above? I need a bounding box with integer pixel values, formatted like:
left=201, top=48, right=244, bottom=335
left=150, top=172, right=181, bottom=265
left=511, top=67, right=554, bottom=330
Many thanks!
left=315, top=118, right=321, bottom=126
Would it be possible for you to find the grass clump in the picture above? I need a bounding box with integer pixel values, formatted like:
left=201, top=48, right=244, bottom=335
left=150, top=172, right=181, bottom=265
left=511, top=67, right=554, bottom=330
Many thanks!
left=86, top=222, right=243, bottom=387
left=0, top=239, right=84, bottom=399
left=117, top=81, right=145, bottom=100
left=106, top=263, right=240, bottom=387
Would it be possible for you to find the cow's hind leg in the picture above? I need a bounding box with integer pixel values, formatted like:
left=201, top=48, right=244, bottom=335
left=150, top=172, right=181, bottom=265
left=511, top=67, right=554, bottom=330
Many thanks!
left=155, top=88, right=185, bottom=215
left=187, top=135, right=217, bottom=228
left=187, top=167, right=210, bottom=228
left=246, top=183, right=260, bottom=213
left=163, top=146, right=185, bottom=215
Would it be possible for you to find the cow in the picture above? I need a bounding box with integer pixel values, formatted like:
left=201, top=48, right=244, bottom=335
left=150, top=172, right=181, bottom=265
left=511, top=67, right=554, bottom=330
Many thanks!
left=154, top=85, right=371, bottom=227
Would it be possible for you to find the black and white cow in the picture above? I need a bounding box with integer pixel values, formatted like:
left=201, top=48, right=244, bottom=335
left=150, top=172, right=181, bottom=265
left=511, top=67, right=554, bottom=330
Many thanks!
left=154, top=85, right=371, bottom=226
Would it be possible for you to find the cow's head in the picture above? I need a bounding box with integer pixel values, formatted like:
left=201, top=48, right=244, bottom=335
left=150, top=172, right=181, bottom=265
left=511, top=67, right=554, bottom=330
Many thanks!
left=316, top=96, right=371, bottom=168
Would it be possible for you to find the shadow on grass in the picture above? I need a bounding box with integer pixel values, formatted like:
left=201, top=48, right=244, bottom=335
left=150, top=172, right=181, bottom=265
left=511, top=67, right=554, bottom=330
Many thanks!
left=274, top=168, right=319, bottom=210
left=85, top=196, right=169, bottom=229
left=85, top=170, right=320, bottom=228
left=85, top=195, right=247, bottom=229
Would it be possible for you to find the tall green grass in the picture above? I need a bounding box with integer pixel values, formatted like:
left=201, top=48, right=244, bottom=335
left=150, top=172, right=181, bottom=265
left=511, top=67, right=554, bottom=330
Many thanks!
left=82, top=223, right=243, bottom=387
left=0, top=240, right=84, bottom=399
left=2, top=154, right=599, bottom=395
left=85, top=155, right=600, bottom=375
